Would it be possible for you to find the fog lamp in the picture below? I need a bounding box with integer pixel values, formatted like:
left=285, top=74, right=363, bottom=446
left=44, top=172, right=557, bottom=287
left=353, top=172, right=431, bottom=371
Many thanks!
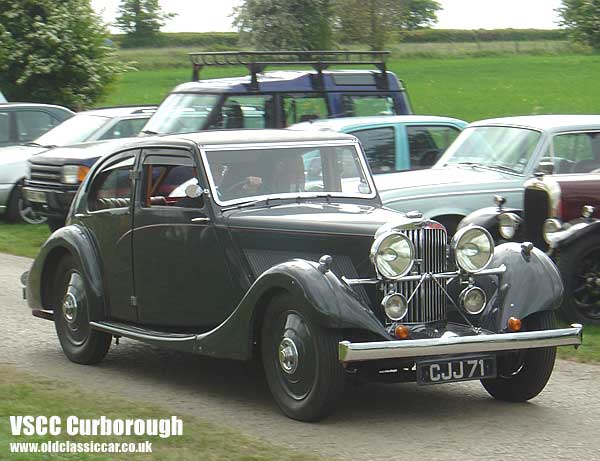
left=508, top=317, right=522, bottom=332
left=394, top=325, right=410, bottom=340
left=382, top=293, right=408, bottom=321
left=498, top=213, right=520, bottom=240
left=459, top=286, right=487, bottom=315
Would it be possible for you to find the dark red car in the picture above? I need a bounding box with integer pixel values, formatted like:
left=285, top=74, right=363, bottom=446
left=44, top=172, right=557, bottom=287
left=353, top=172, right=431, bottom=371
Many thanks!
left=460, top=173, right=600, bottom=324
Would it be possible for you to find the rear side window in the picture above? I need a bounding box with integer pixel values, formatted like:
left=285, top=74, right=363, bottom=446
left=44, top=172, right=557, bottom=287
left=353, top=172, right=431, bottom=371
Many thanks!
left=283, top=95, right=328, bottom=126
left=342, top=95, right=396, bottom=117
left=99, top=118, right=148, bottom=140
left=406, top=125, right=460, bottom=169
left=352, top=127, right=397, bottom=173
left=0, top=112, right=9, bottom=143
left=16, top=110, right=60, bottom=142
left=89, top=156, right=135, bottom=211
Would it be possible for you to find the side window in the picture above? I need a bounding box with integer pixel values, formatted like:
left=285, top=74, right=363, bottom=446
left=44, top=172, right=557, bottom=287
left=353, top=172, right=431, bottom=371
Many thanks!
left=283, top=95, right=328, bottom=126
left=407, top=125, right=460, bottom=169
left=16, top=110, right=59, bottom=142
left=553, top=132, right=600, bottom=173
left=89, top=156, right=135, bottom=211
left=206, top=95, right=274, bottom=130
left=0, top=112, right=10, bottom=143
left=98, top=118, right=148, bottom=140
left=141, top=153, right=202, bottom=208
left=352, top=127, right=396, bottom=174
left=342, top=95, right=396, bottom=117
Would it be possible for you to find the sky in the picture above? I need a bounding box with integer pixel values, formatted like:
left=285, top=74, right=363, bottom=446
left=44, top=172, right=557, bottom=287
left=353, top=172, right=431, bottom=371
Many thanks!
left=90, top=0, right=563, bottom=33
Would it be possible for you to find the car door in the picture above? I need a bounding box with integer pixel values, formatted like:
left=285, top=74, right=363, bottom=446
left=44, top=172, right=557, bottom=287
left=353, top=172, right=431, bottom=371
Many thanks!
left=0, top=110, right=15, bottom=147
left=132, top=147, right=232, bottom=330
left=404, top=124, right=462, bottom=169
left=349, top=125, right=400, bottom=173
left=82, top=150, right=139, bottom=322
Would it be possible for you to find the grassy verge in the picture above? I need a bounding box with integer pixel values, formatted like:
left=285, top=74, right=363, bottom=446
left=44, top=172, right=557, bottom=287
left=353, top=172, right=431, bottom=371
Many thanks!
left=0, top=366, right=322, bottom=461
left=0, top=223, right=49, bottom=258
left=558, top=325, right=600, bottom=363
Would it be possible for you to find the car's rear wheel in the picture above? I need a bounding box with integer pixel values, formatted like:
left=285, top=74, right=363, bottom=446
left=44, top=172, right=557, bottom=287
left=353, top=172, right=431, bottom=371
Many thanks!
left=53, top=256, right=112, bottom=364
left=261, top=293, right=345, bottom=422
left=481, top=311, right=557, bottom=402
left=6, top=183, right=46, bottom=224
left=558, top=234, right=600, bottom=325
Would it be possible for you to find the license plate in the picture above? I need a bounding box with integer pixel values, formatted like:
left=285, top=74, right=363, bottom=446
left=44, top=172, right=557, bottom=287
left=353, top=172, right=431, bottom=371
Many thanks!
left=417, top=355, right=496, bottom=385
left=25, top=190, right=46, bottom=204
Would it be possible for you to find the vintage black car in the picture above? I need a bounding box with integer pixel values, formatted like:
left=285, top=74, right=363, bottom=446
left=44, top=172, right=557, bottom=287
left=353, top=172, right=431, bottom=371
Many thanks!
left=25, top=130, right=582, bottom=421
left=460, top=173, right=600, bottom=325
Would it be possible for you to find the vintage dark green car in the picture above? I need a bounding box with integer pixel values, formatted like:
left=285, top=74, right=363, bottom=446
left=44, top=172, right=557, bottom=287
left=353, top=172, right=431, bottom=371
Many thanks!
left=25, top=130, right=582, bottom=421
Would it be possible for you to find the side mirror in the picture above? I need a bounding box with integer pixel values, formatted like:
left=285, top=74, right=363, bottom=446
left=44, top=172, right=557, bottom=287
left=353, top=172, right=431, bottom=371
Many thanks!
left=536, top=160, right=555, bottom=175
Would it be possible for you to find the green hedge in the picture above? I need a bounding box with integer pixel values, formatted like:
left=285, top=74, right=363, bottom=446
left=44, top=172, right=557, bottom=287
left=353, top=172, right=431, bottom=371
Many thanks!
left=398, top=28, right=567, bottom=43
left=110, top=32, right=239, bottom=49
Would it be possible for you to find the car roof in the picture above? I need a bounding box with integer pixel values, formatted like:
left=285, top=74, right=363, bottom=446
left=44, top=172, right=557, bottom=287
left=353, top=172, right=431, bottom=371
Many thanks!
left=172, top=129, right=357, bottom=146
left=469, top=115, right=600, bottom=132
left=79, top=106, right=157, bottom=118
left=289, top=115, right=467, bottom=131
left=172, top=70, right=402, bottom=93
left=0, top=102, right=74, bottom=113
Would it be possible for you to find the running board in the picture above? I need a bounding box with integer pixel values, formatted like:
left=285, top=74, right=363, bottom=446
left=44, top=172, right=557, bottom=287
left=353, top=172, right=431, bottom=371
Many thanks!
left=89, top=321, right=199, bottom=353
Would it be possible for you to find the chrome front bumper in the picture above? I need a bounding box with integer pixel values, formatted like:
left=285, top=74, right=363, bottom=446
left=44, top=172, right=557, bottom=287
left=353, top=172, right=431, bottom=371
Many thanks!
left=338, top=324, right=583, bottom=363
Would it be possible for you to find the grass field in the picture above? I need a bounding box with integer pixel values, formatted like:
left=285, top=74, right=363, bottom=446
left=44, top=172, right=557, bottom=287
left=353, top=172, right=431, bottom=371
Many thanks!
left=0, top=223, right=50, bottom=258
left=102, top=53, right=600, bottom=122
left=0, top=366, right=320, bottom=461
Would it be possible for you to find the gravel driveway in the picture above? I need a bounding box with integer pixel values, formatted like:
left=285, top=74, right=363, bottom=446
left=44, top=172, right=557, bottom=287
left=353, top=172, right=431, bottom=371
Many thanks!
left=1, top=252, right=598, bottom=460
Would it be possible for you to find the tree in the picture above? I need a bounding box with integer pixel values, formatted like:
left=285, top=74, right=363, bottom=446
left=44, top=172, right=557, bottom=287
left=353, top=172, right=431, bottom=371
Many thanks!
left=557, top=0, right=600, bottom=48
left=0, top=0, right=122, bottom=109
left=115, top=0, right=175, bottom=47
left=335, top=0, right=441, bottom=50
left=233, top=0, right=335, bottom=50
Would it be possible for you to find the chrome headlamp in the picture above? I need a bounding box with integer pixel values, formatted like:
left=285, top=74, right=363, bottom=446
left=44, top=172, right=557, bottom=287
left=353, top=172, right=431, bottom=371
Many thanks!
left=370, top=232, right=415, bottom=280
left=543, top=218, right=562, bottom=244
left=498, top=212, right=520, bottom=240
left=451, top=225, right=494, bottom=273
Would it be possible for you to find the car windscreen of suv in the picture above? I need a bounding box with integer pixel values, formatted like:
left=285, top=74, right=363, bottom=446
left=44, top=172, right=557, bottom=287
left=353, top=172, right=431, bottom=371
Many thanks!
left=439, top=126, right=541, bottom=174
left=143, top=94, right=219, bottom=135
left=204, top=144, right=374, bottom=205
left=35, top=114, right=110, bottom=146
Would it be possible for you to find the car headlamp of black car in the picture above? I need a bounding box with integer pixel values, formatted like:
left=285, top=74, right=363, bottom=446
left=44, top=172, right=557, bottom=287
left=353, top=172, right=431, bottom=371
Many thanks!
left=498, top=212, right=521, bottom=240
left=370, top=232, right=415, bottom=280
left=451, top=225, right=494, bottom=273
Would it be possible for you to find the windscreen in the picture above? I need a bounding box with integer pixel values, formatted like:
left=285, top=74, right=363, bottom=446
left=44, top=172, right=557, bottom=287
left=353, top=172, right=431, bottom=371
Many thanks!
left=35, top=115, right=109, bottom=146
left=142, top=93, right=219, bottom=135
left=438, top=126, right=542, bottom=174
left=204, top=144, right=373, bottom=205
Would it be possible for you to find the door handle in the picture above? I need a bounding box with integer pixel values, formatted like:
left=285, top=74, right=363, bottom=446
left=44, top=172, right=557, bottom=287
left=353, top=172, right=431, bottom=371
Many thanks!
left=191, top=216, right=210, bottom=223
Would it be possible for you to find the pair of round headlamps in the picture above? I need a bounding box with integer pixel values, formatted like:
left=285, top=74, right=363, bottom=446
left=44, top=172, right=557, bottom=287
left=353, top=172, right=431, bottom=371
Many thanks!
left=370, top=225, right=494, bottom=279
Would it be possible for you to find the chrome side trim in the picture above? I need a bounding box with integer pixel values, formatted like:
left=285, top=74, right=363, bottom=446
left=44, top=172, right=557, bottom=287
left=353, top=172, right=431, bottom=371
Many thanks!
left=338, top=324, right=583, bottom=363
left=342, top=265, right=506, bottom=286
left=90, top=321, right=198, bottom=343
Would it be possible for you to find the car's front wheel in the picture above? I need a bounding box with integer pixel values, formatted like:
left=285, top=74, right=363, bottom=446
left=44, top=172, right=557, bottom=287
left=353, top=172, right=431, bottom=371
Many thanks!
left=6, top=183, right=46, bottom=224
left=53, top=256, right=112, bottom=364
left=481, top=311, right=557, bottom=402
left=261, top=293, right=345, bottom=422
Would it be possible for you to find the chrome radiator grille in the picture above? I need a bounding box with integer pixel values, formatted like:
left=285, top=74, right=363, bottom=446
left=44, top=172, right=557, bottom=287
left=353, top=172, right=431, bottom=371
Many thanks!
left=29, top=163, right=62, bottom=188
left=389, top=227, right=448, bottom=324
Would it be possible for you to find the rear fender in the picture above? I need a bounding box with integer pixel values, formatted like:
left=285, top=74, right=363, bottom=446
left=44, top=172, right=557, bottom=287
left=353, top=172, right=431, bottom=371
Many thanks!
left=27, top=225, right=105, bottom=320
left=475, top=242, right=563, bottom=332
left=195, top=259, right=388, bottom=361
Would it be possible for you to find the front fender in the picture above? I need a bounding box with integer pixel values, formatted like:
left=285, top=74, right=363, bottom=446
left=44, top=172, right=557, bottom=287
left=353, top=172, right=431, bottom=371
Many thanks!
left=477, top=242, right=563, bottom=332
left=548, top=219, right=600, bottom=250
left=194, top=259, right=388, bottom=361
left=458, top=206, right=522, bottom=242
left=27, top=224, right=106, bottom=320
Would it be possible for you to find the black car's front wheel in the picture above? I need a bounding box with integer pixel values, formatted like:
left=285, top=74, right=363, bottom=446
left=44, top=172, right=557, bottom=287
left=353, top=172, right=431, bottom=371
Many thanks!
left=261, top=293, right=345, bottom=422
left=481, top=311, right=557, bottom=402
left=53, top=256, right=112, bottom=364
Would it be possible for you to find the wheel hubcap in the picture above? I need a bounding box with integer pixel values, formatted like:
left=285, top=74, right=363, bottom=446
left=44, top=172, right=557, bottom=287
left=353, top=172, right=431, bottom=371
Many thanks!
left=278, top=337, right=299, bottom=374
left=62, top=292, right=78, bottom=324
left=573, top=247, right=600, bottom=319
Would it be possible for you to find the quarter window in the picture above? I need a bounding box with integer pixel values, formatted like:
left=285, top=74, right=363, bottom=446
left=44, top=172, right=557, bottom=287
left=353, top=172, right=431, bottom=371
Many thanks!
left=406, top=125, right=461, bottom=169
left=553, top=132, right=600, bottom=173
left=352, top=127, right=396, bottom=173
left=89, top=156, right=135, bottom=211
